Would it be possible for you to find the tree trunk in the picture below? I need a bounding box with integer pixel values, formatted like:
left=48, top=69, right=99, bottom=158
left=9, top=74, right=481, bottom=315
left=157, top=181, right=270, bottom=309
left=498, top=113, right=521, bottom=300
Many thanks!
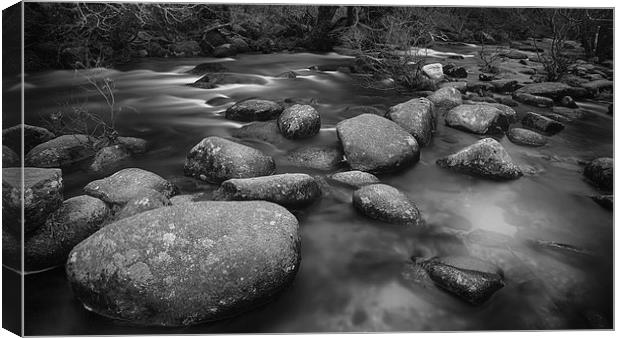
left=306, top=6, right=338, bottom=51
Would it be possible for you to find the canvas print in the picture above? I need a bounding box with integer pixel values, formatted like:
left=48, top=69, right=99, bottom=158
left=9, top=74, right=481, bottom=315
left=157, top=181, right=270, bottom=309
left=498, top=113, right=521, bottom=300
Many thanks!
left=1, top=2, right=614, bottom=335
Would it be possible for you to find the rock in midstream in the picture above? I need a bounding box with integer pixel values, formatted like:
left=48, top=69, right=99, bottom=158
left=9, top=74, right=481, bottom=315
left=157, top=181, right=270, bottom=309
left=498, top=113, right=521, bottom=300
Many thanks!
left=420, top=256, right=505, bottom=305
left=286, top=145, right=344, bottom=171
left=427, top=87, right=463, bottom=111
left=84, top=168, right=177, bottom=205
left=218, top=173, right=321, bottom=208
left=2, top=123, right=55, bottom=154
left=521, top=112, right=565, bottom=135
left=184, top=136, right=275, bottom=183
left=352, top=184, right=422, bottom=226
left=2, top=167, right=63, bottom=234
left=512, top=92, right=554, bottom=107
left=25, top=134, right=97, bottom=168
left=277, top=104, right=321, bottom=139
left=65, top=201, right=301, bottom=326
left=336, top=114, right=420, bottom=174
left=436, top=138, right=523, bottom=180
left=329, top=170, right=380, bottom=188
left=386, top=97, right=436, bottom=146
left=114, top=188, right=171, bottom=220
left=445, top=104, right=507, bottom=134
left=22, top=195, right=109, bottom=271
left=583, top=157, right=613, bottom=191
left=507, top=128, right=548, bottom=147
left=515, top=82, right=587, bottom=100
left=89, top=145, right=132, bottom=172
left=225, top=99, right=284, bottom=122
left=231, top=120, right=288, bottom=146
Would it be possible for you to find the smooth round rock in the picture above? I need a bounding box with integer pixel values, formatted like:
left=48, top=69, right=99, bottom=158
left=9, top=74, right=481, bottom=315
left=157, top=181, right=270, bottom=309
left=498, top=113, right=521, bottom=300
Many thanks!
left=225, top=99, right=283, bottom=122
left=184, top=136, right=275, bottom=183
left=352, top=184, right=422, bottom=226
left=427, top=87, right=463, bottom=111
left=336, top=114, right=420, bottom=174
left=277, top=104, right=321, bottom=139
left=25, top=134, right=97, bottom=168
left=329, top=170, right=380, bottom=188
left=66, top=201, right=301, bottom=326
left=84, top=168, right=176, bottom=205
left=507, top=128, right=548, bottom=147
left=583, top=157, right=613, bottom=191
left=24, top=195, right=109, bottom=271
left=219, top=173, right=321, bottom=208
left=386, top=98, right=435, bottom=146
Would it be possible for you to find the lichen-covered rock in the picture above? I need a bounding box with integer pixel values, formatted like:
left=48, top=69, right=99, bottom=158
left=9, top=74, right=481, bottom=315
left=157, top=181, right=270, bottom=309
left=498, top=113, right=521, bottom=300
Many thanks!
left=420, top=256, right=505, bottom=305
left=352, top=184, right=422, bottom=225
left=115, top=188, right=171, bottom=220
left=422, top=63, right=444, bottom=80
left=329, top=170, right=380, bottom=188
left=84, top=168, right=176, bottom=205
left=24, top=195, right=109, bottom=271
left=89, top=145, right=132, bottom=172
left=2, top=167, right=63, bottom=234
left=521, top=112, right=565, bottom=135
left=336, top=114, right=420, bottom=174
left=512, top=92, right=554, bottom=107
left=3, top=146, right=19, bottom=167
left=225, top=99, right=283, bottom=122
left=427, top=87, right=463, bottom=111
left=436, top=138, right=523, bottom=180
left=277, top=104, right=321, bottom=139
left=445, top=104, right=505, bottom=134
left=386, top=98, right=435, bottom=146
left=66, top=201, right=301, bottom=326
left=286, top=145, right=344, bottom=171
left=583, top=157, right=613, bottom=191
left=25, top=134, right=97, bottom=168
left=3, top=124, right=55, bottom=154
left=231, top=120, right=288, bottom=146
left=184, top=136, right=275, bottom=183
left=507, top=128, right=548, bottom=147
left=218, top=173, right=321, bottom=208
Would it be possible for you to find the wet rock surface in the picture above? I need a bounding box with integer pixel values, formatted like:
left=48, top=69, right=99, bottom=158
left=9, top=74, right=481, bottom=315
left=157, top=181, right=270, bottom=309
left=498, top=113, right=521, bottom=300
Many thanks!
left=66, top=201, right=301, bottom=326
left=277, top=104, right=321, bottom=139
left=219, top=173, right=321, bottom=208
left=436, top=138, right=523, bottom=180
left=521, top=112, right=565, bottom=135
left=583, top=157, right=613, bottom=191
left=337, top=114, right=420, bottom=174
left=84, top=168, right=176, bottom=205
left=225, top=99, right=284, bottom=122
left=512, top=92, right=554, bottom=107
left=184, top=136, right=275, bottom=183
left=352, top=184, right=422, bottom=226
left=507, top=128, right=548, bottom=147
left=386, top=98, right=435, bottom=146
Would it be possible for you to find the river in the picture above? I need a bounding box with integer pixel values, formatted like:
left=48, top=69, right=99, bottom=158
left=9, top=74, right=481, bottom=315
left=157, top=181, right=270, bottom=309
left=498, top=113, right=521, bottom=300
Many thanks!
left=15, top=48, right=613, bottom=333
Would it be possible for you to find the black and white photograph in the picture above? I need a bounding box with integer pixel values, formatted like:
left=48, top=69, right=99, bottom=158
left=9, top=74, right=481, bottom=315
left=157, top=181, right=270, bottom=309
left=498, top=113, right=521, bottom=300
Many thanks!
left=1, top=1, right=616, bottom=335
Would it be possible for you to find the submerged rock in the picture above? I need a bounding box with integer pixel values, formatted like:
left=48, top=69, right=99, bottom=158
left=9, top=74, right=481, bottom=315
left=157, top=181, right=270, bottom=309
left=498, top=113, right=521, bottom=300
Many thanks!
left=3, top=167, right=63, bottom=234
left=184, top=136, right=275, bottom=183
left=329, top=170, right=380, bottom=188
left=3, top=123, right=55, bottom=154
left=386, top=98, right=435, bottom=146
left=84, top=168, right=176, bottom=205
left=225, top=99, right=283, bottom=122
left=521, top=112, right=565, bottom=135
left=115, top=188, right=171, bottom=220
left=427, top=87, right=463, bottom=111
left=25, top=134, right=97, bottom=168
left=277, top=104, right=321, bottom=139
left=436, top=138, right=523, bottom=180
left=218, top=173, right=321, bottom=208
left=352, top=184, right=422, bottom=226
left=445, top=104, right=506, bottom=134
left=25, top=195, right=109, bottom=271
left=583, top=157, right=613, bottom=191
left=337, top=114, right=420, bottom=174
left=286, top=145, right=344, bottom=171
left=66, top=201, right=301, bottom=326
left=507, top=128, right=548, bottom=147
left=3, top=146, right=19, bottom=167
left=421, top=256, right=505, bottom=305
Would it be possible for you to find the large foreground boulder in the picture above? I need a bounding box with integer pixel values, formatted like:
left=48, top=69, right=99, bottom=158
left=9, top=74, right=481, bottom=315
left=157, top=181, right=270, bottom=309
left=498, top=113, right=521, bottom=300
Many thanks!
left=25, top=134, right=97, bottom=168
left=3, top=124, right=55, bottom=154
left=386, top=98, right=435, bottom=146
left=420, top=256, right=505, bottom=305
left=352, top=184, right=422, bottom=226
left=521, top=112, right=565, bottom=135
left=445, top=104, right=506, bottom=134
left=84, top=168, right=176, bottom=205
left=225, top=99, right=283, bottom=122
left=218, top=173, right=321, bottom=208
left=277, top=104, right=321, bottom=139
left=507, top=128, right=548, bottom=147
left=115, top=188, right=171, bottom=220
left=184, top=136, right=275, bottom=183
left=336, top=114, right=420, bottom=174
left=436, top=138, right=523, bottom=180
left=3, top=167, right=63, bottom=234
left=25, top=195, right=109, bottom=271
left=66, top=201, right=301, bottom=326
left=583, top=157, right=613, bottom=191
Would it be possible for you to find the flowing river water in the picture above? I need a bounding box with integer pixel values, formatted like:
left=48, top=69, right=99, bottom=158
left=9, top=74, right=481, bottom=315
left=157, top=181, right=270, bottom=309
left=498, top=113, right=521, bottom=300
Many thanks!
left=13, top=47, right=613, bottom=333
